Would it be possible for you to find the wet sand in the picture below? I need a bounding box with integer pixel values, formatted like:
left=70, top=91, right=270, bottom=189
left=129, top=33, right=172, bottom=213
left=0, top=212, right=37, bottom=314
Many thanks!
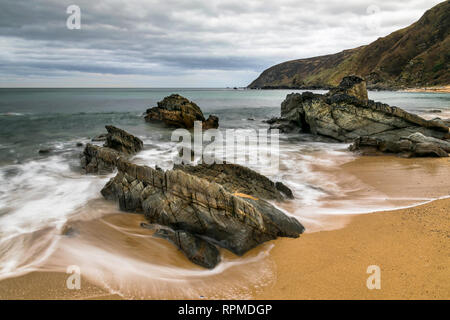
left=0, top=156, right=449, bottom=299
left=401, top=86, right=450, bottom=93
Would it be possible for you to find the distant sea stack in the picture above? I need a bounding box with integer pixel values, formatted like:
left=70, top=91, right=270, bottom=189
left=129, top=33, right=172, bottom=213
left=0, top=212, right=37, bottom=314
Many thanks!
left=248, top=1, right=449, bottom=90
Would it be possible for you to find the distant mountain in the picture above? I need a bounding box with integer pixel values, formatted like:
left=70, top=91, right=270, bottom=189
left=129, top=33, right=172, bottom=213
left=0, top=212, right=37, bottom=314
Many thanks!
left=248, top=1, right=449, bottom=90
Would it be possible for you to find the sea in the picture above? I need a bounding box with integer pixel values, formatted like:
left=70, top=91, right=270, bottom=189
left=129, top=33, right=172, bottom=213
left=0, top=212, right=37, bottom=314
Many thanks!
left=0, top=88, right=449, bottom=298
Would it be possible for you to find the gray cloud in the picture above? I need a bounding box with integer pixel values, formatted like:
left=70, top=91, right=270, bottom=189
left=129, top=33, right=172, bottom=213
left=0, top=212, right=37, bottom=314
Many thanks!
left=0, top=0, right=443, bottom=87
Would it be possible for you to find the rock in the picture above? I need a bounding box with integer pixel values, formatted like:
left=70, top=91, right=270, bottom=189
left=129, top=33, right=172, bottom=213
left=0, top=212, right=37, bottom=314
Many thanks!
left=280, top=76, right=449, bottom=157
left=202, top=115, right=219, bottom=130
left=141, top=223, right=220, bottom=269
left=76, top=142, right=83, bottom=147
left=174, top=163, right=294, bottom=200
left=327, top=75, right=368, bottom=102
left=101, top=159, right=304, bottom=268
left=247, top=118, right=255, bottom=121
left=81, top=143, right=121, bottom=174
left=406, top=132, right=450, bottom=153
left=104, top=125, right=143, bottom=154
left=91, top=134, right=107, bottom=142
left=144, top=94, right=219, bottom=129
left=266, top=117, right=302, bottom=133
left=38, top=149, right=52, bottom=154
left=81, top=126, right=143, bottom=173
left=350, top=135, right=449, bottom=158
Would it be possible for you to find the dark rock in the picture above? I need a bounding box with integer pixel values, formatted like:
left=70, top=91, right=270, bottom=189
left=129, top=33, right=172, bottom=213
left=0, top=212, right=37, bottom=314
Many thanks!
left=202, top=115, right=219, bottom=130
left=173, top=162, right=293, bottom=200
left=101, top=159, right=304, bottom=267
left=76, top=142, right=83, bottom=147
left=91, top=134, right=108, bottom=142
left=81, top=143, right=121, bottom=174
left=327, top=75, right=368, bottom=102
left=144, top=94, right=219, bottom=129
left=104, top=125, right=143, bottom=154
left=247, top=118, right=255, bottom=121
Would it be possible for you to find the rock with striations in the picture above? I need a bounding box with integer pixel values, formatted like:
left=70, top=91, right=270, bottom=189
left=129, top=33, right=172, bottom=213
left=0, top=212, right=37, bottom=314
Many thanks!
left=144, top=94, right=219, bottom=129
left=279, top=75, right=449, bottom=157
left=100, top=159, right=304, bottom=268
left=81, top=126, right=142, bottom=174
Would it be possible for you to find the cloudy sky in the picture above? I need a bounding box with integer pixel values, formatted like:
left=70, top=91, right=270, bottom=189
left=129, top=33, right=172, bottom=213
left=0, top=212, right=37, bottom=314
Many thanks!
left=0, top=0, right=443, bottom=87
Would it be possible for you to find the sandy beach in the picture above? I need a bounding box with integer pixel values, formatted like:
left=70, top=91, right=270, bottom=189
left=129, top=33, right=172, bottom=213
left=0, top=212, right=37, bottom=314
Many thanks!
left=0, top=156, right=449, bottom=300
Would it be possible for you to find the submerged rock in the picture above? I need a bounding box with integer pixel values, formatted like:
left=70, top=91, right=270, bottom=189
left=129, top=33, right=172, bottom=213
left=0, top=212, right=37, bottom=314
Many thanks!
left=280, top=75, right=449, bottom=157
left=144, top=94, right=219, bottom=129
left=101, top=159, right=304, bottom=268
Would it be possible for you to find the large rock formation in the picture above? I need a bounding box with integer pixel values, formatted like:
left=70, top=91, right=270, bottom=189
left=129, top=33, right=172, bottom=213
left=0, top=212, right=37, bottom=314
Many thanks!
left=277, top=75, right=449, bottom=157
left=144, top=94, right=219, bottom=129
left=81, top=125, right=142, bottom=174
left=100, top=159, right=304, bottom=268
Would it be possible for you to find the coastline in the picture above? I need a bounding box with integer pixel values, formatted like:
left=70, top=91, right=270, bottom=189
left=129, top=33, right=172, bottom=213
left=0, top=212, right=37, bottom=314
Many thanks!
left=400, top=85, right=450, bottom=94
left=0, top=156, right=449, bottom=299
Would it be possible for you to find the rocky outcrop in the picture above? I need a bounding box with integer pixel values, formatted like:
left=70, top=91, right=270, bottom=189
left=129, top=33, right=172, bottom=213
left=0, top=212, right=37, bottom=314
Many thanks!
left=174, top=163, right=294, bottom=200
left=81, top=126, right=142, bottom=174
left=81, top=143, right=121, bottom=174
left=144, top=94, right=219, bottom=129
left=279, top=75, right=449, bottom=157
left=100, top=159, right=304, bottom=268
left=104, top=125, right=143, bottom=154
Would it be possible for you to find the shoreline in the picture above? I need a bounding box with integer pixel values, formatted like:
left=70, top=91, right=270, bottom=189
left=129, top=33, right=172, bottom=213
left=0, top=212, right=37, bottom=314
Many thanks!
left=400, top=85, right=450, bottom=94
left=0, top=156, right=449, bottom=299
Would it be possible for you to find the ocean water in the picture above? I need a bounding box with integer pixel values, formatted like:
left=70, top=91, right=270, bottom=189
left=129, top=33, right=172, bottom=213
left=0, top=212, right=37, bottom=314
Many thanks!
left=0, top=88, right=449, bottom=298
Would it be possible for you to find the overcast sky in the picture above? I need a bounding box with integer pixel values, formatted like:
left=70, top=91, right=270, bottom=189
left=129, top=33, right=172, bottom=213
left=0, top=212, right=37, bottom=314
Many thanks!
left=0, top=0, right=443, bottom=87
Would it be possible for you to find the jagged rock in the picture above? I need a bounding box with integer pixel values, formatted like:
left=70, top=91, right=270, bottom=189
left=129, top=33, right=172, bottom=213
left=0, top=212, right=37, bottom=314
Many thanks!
left=141, top=223, right=220, bottom=269
left=280, top=76, right=449, bottom=157
left=327, top=75, right=368, bottom=102
left=91, top=133, right=107, bottom=142
left=81, top=126, right=143, bottom=173
left=38, top=149, right=52, bottom=154
left=101, top=159, right=304, bottom=268
left=80, top=143, right=121, bottom=174
left=174, top=163, right=294, bottom=200
left=104, top=125, right=143, bottom=154
left=407, top=132, right=450, bottom=153
left=144, top=94, right=219, bottom=129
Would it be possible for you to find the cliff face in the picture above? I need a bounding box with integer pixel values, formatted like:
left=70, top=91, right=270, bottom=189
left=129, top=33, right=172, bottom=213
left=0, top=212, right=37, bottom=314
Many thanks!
left=248, top=1, right=449, bottom=90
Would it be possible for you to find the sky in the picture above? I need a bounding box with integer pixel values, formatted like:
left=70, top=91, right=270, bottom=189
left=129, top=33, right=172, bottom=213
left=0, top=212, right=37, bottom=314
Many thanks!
left=0, top=0, right=444, bottom=87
